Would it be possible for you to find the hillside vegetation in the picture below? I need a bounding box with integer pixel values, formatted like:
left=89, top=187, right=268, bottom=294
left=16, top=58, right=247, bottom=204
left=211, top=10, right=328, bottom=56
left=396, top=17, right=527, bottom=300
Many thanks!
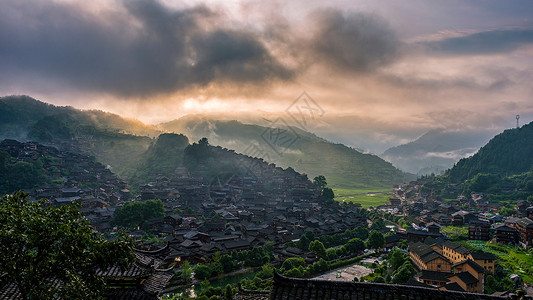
left=1, top=96, right=411, bottom=189
left=0, top=96, right=158, bottom=177
left=160, top=117, right=412, bottom=189
left=419, top=121, right=533, bottom=203
left=447, top=121, right=533, bottom=182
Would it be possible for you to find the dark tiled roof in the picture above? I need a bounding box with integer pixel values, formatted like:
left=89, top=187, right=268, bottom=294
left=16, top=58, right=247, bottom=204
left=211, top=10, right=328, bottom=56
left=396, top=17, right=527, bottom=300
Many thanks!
left=450, top=271, right=478, bottom=285
left=404, top=278, right=433, bottom=288
left=516, top=218, right=533, bottom=228
left=425, top=237, right=446, bottom=247
left=268, top=273, right=506, bottom=300
left=443, top=241, right=470, bottom=255
left=470, top=251, right=497, bottom=260
left=443, top=282, right=465, bottom=292
left=409, top=242, right=448, bottom=264
left=420, top=270, right=452, bottom=282
left=453, top=259, right=485, bottom=274
left=494, top=224, right=517, bottom=232
left=105, top=288, right=159, bottom=300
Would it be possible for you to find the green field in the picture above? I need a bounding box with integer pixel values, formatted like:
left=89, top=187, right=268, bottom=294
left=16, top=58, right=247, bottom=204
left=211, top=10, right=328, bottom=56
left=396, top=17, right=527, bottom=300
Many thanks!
left=468, top=240, right=533, bottom=284
left=441, top=226, right=468, bottom=241
left=333, top=188, right=392, bottom=208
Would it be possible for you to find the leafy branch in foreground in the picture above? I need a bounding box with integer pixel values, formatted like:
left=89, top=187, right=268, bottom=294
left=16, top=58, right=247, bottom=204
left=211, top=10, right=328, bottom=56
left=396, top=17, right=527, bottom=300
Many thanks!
left=0, top=191, right=134, bottom=300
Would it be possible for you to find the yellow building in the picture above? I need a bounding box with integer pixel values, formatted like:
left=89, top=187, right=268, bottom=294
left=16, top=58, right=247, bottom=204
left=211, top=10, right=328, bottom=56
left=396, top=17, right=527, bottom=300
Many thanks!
left=441, top=240, right=495, bottom=274
left=449, top=259, right=485, bottom=293
left=409, top=242, right=452, bottom=272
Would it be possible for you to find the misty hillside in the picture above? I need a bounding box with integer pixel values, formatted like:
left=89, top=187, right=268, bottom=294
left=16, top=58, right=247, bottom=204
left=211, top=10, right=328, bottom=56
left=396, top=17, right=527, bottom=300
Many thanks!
left=127, top=133, right=316, bottom=190
left=446, top=121, right=533, bottom=182
left=160, top=116, right=412, bottom=189
left=128, top=133, right=189, bottom=186
left=0, top=95, right=161, bottom=140
left=382, top=129, right=497, bottom=175
left=1, top=96, right=411, bottom=189
left=0, top=95, right=159, bottom=176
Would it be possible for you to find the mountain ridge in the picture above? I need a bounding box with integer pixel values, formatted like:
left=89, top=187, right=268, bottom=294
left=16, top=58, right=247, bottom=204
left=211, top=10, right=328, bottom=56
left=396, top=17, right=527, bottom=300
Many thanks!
left=0, top=95, right=412, bottom=189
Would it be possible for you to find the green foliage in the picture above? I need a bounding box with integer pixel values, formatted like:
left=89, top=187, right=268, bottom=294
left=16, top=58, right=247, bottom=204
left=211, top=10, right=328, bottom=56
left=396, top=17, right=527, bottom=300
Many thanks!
left=129, top=133, right=189, bottom=186
left=281, top=257, right=306, bottom=271
left=284, top=266, right=304, bottom=278
left=326, top=248, right=339, bottom=261
left=297, top=230, right=315, bottom=250
left=345, top=238, right=365, bottom=254
left=0, top=151, right=49, bottom=195
left=160, top=118, right=409, bottom=189
left=319, top=187, right=335, bottom=204
left=367, top=231, right=385, bottom=249
left=184, top=137, right=212, bottom=168
left=468, top=240, right=533, bottom=284
left=255, top=263, right=274, bottom=280
left=499, top=206, right=516, bottom=217
left=441, top=226, right=469, bottom=241
left=391, top=262, right=414, bottom=284
left=194, top=265, right=213, bottom=280
left=220, top=254, right=236, bottom=273
left=397, top=239, right=408, bottom=250
left=389, top=249, right=410, bottom=272
left=466, top=173, right=500, bottom=193
left=28, top=115, right=74, bottom=142
left=447, top=121, right=533, bottom=182
left=370, top=219, right=386, bottom=231
left=181, top=261, right=193, bottom=284
left=111, top=199, right=165, bottom=228
left=313, top=175, right=327, bottom=189
left=0, top=191, right=134, bottom=300
left=308, top=240, right=327, bottom=259
left=237, top=244, right=272, bottom=267
left=485, top=271, right=516, bottom=294
left=224, top=284, right=234, bottom=300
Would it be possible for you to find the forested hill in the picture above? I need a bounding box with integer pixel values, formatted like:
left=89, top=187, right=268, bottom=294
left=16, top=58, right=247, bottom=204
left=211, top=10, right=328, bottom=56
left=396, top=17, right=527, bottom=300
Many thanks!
left=0, top=95, right=160, bottom=177
left=1, top=95, right=411, bottom=189
left=0, top=95, right=160, bottom=140
left=118, top=133, right=315, bottom=190
left=159, top=117, right=412, bottom=189
left=446, top=121, right=533, bottom=182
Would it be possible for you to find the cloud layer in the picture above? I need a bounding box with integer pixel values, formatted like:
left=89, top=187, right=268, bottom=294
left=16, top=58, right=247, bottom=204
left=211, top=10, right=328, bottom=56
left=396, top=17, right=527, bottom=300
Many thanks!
left=0, top=0, right=405, bottom=98
left=1, top=0, right=533, bottom=150
left=0, top=0, right=294, bottom=97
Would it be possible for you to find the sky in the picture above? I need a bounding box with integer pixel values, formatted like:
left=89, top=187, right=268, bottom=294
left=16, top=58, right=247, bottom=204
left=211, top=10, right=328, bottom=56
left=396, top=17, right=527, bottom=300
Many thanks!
left=1, top=0, right=533, bottom=152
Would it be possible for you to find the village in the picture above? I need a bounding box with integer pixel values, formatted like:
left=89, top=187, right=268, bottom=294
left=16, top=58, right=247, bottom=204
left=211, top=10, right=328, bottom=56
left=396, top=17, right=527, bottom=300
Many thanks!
left=2, top=138, right=533, bottom=299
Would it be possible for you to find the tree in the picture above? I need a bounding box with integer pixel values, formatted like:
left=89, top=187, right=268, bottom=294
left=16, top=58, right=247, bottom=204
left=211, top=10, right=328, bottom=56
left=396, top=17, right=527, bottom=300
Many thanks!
left=389, top=249, right=406, bottom=271
left=181, top=261, right=193, bottom=284
left=194, top=264, right=213, bottom=280
left=326, top=248, right=338, bottom=261
left=320, top=187, right=335, bottom=203
left=111, top=199, right=165, bottom=228
left=220, top=254, right=235, bottom=273
left=308, top=240, right=327, bottom=259
left=391, top=263, right=414, bottom=284
left=224, top=284, right=234, bottom=300
left=345, top=238, right=365, bottom=254
left=0, top=191, right=134, bottom=300
left=313, top=175, right=327, bottom=189
left=297, top=230, right=315, bottom=250
left=367, top=231, right=385, bottom=249
left=281, top=257, right=305, bottom=271
left=397, top=239, right=408, bottom=250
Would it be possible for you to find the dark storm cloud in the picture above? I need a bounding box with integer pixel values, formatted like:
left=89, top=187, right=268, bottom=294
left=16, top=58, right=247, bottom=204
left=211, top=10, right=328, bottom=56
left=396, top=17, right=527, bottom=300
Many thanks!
left=0, top=0, right=292, bottom=97
left=423, top=28, right=533, bottom=55
left=306, top=8, right=399, bottom=72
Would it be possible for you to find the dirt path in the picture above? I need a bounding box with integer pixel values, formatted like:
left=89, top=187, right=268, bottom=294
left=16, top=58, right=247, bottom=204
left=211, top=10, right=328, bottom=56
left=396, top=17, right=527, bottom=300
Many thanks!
left=312, top=264, right=372, bottom=282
